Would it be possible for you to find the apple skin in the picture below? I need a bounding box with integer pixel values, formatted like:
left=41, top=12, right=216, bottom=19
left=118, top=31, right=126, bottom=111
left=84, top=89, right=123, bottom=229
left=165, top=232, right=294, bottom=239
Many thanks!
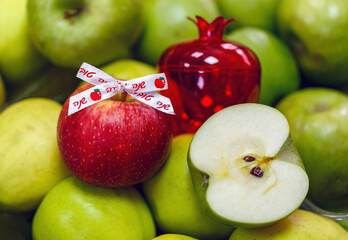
left=137, top=0, right=219, bottom=65
left=276, top=88, right=348, bottom=209
left=153, top=234, right=198, bottom=240
left=229, top=209, right=348, bottom=240
left=225, top=27, right=300, bottom=106
left=0, top=0, right=48, bottom=83
left=57, top=83, right=173, bottom=187
left=0, top=98, right=71, bottom=212
left=143, top=134, right=234, bottom=240
left=100, top=59, right=157, bottom=80
left=277, top=0, right=348, bottom=86
left=27, top=0, right=143, bottom=68
left=32, top=176, right=156, bottom=240
left=216, top=0, right=281, bottom=32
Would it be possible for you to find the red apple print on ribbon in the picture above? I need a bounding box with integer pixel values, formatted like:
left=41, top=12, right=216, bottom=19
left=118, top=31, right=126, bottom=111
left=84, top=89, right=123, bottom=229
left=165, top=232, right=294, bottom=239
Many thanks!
left=155, top=77, right=166, bottom=89
left=90, top=89, right=102, bottom=101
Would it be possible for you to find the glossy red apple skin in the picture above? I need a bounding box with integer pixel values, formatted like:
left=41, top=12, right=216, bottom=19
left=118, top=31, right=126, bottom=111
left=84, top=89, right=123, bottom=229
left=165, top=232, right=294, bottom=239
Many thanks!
left=57, top=83, right=173, bottom=187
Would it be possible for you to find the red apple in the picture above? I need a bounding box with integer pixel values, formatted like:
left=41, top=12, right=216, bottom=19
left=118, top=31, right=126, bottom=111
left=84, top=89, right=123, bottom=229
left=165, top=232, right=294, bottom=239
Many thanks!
left=57, top=83, right=173, bottom=187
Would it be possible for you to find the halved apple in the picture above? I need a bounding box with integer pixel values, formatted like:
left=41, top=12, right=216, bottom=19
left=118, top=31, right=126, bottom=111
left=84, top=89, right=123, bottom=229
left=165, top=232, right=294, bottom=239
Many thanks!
left=188, top=103, right=309, bottom=228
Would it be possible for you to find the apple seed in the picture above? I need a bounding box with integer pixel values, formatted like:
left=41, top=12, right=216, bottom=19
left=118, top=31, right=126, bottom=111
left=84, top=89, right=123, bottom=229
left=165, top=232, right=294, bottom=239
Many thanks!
left=243, top=156, right=255, bottom=162
left=250, top=166, right=264, bottom=177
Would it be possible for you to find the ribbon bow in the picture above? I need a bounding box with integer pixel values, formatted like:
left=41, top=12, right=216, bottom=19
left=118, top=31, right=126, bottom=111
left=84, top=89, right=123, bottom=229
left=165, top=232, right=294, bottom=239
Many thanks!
left=68, top=62, right=175, bottom=116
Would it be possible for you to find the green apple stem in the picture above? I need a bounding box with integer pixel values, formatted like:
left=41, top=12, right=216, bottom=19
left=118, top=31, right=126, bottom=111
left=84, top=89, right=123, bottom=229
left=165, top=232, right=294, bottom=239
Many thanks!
left=64, top=8, right=83, bottom=19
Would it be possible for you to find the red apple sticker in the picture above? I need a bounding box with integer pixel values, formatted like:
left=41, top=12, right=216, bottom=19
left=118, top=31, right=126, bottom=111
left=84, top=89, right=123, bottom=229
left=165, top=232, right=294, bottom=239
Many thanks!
left=155, top=77, right=166, bottom=89
left=90, top=89, right=102, bottom=101
left=57, top=83, right=173, bottom=188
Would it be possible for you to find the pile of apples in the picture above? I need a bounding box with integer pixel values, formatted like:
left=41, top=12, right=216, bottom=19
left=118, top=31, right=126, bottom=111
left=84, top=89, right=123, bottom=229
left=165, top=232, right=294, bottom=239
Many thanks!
left=1, top=0, right=348, bottom=239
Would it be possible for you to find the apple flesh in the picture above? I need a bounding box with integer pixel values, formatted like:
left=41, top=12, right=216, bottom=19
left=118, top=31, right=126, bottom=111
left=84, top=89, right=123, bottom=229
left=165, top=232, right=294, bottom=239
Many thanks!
left=188, top=103, right=309, bottom=227
left=57, top=83, right=172, bottom=187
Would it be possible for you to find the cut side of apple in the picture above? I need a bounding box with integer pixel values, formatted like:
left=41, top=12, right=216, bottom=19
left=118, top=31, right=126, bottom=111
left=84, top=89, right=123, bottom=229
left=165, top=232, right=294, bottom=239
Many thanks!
left=188, top=103, right=309, bottom=228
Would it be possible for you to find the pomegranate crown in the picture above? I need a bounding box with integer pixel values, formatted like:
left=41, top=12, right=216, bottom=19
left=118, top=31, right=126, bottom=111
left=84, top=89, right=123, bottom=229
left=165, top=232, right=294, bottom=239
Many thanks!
left=188, top=15, right=235, bottom=40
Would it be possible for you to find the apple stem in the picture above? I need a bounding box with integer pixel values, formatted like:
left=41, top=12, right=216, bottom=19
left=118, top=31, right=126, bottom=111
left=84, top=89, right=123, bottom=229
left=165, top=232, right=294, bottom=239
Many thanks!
left=64, top=8, right=83, bottom=19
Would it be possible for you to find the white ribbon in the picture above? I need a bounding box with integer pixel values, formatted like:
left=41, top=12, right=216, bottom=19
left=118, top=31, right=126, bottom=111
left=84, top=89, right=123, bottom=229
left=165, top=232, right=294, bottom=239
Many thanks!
left=68, top=62, right=175, bottom=116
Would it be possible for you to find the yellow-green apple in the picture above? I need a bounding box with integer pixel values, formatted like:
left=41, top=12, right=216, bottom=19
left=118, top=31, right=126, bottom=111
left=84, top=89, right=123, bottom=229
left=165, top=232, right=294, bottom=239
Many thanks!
left=32, top=176, right=156, bottom=240
left=276, top=88, right=348, bottom=210
left=100, top=59, right=157, bottom=80
left=216, top=0, right=281, bottom=32
left=57, top=83, right=172, bottom=187
left=0, top=74, right=5, bottom=108
left=229, top=209, right=348, bottom=240
left=143, top=134, right=234, bottom=240
left=137, top=0, right=219, bottom=65
left=277, top=0, right=348, bottom=86
left=0, top=98, right=70, bottom=212
left=0, top=0, right=48, bottom=83
left=225, top=27, right=300, bottom=106
left=188, top=103, right=309, bottom=227
left=27, top=0, right=143, bottom=68
left=153, top=234, right=198, bottom=240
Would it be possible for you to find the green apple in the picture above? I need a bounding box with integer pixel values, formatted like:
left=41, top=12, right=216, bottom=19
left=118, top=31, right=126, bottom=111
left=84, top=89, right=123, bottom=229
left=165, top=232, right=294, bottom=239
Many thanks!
left=0, top=98, right=70, bottom=212
left=143, top=134, right=234, bottom=240
left=137, top=0, right=220, bottom=65
left=32, top=176, right=156, bottom=240
left=216, top=0, right=281, bottom=32
left=153, top=234, right=198, bottom=240
left=0, top=74, right=5, bottom=108
left=229, top=209, right=348, bottom=240
left=27, top=0, right=143, bottom=68
left=225, top=27, right=300, bottom=106
left=276, top=88, right=348, bottom=210
left=188, top=103, right=309, bottom=228
left=0, top=0, right=48, bottom=83
left=277, top=0, right=348, bottom=86
left=101, top=58, right=157, bottom=79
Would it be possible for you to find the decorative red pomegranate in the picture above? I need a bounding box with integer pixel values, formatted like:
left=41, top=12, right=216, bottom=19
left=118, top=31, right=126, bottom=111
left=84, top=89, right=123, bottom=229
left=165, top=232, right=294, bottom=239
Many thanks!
left=158, top=16, right=261, bottom=136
